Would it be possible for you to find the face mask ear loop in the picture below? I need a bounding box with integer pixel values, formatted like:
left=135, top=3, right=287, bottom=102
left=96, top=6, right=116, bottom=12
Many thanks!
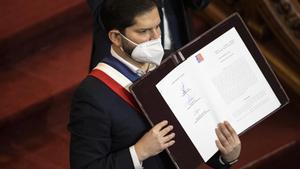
left=119, top=33, right=138, bottom=46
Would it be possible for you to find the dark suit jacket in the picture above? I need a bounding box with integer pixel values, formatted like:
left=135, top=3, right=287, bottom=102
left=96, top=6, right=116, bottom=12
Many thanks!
left=69, top=76, right=176, bottom=169
left=86, top=0, right=210, bottom=71
left=68, top=75, right=230, bottom=169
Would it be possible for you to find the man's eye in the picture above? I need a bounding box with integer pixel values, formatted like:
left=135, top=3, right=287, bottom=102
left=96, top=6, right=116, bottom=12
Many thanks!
left=139, top=30, right=148, bottom=33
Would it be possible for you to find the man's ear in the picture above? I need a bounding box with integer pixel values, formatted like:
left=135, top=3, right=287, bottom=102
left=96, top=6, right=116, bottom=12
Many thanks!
left=108, top=30, right=122, bottom=47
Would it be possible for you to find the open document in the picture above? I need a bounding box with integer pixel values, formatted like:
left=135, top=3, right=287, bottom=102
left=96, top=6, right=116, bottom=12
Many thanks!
left=131, top=13, right=289, bottom=168
left=156, top=27, right=281, bottom=162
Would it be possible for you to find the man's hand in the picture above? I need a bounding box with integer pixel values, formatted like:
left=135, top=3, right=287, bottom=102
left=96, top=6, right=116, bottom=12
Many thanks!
left=215, top=121, right=241, bottom=163
left=135, top=120, right=175, bottom=161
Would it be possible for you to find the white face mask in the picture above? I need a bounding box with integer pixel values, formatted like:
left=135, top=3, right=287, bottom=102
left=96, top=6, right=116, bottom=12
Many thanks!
left=120, top=34, right=164, bottom=66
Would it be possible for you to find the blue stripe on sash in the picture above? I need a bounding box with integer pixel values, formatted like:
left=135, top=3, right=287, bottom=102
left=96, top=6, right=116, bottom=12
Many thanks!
left=102, top=56, right=140, bottom=82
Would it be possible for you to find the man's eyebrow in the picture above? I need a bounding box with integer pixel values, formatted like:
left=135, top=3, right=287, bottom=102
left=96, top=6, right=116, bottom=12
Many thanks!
left=138, top=23, right=161, bottom=30
left=133, top=27, right=151, bottom=32
left=138, top=27, right=151, bottom=30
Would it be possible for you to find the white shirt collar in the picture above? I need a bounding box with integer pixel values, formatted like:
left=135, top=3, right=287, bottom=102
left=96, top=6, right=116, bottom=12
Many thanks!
left=110, top=46, right=143, bottom=74
left=110, top=46, right=157, bottom=76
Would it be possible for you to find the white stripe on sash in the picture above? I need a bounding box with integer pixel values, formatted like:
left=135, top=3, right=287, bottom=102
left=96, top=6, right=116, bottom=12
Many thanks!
left=94, top=62, right=133, bottom=91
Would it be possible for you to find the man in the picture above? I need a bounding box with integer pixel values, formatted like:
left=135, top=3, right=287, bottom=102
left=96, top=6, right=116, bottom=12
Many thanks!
left=68, top=0, right=241, bottom=169
left=87, top=0, right=211, bottom=71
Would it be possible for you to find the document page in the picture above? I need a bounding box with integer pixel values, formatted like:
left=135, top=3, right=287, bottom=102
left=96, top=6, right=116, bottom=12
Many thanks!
left=156, top=27, right=281, bottom=162
left=189, top=28, right=281, bottom=133
left=156, top=59, right=219, bottom=162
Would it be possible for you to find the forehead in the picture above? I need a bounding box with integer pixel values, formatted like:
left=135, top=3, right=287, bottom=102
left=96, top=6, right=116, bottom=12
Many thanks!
left=130, top=7, right=161, bottom=29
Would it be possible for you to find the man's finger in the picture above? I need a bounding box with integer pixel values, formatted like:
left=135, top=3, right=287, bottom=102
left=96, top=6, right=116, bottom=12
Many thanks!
left=219, top=123, right=234, bottom=144
left=162, top=140, right=176, bottom=149
left=154, top=120, right=168, bottom=131
left=160, top=125, right=173, bottom=136
left=224, top=121, right=240, bottom=143
left=215, top=127, right=230, bottom=148
left=162, top=132, right=175, bottom=143
left=224, top=121, right=237, bottom=135
left=215, top=140, right=226, bottom=153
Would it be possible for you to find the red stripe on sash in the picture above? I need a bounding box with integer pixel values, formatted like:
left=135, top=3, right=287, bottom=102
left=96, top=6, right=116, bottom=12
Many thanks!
left=89, top=69, right=140, bottom=110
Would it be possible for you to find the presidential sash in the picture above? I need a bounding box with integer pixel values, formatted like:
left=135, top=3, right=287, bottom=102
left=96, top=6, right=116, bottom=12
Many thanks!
left=89, top=62, right=139, bottom=110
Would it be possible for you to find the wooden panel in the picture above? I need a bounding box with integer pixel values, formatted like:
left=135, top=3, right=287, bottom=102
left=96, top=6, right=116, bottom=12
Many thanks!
left=258, top=0, right=300, bottom=65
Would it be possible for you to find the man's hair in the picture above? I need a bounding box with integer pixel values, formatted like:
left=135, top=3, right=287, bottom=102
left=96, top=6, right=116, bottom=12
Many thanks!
left=100, top=0, right=158, bottom=33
